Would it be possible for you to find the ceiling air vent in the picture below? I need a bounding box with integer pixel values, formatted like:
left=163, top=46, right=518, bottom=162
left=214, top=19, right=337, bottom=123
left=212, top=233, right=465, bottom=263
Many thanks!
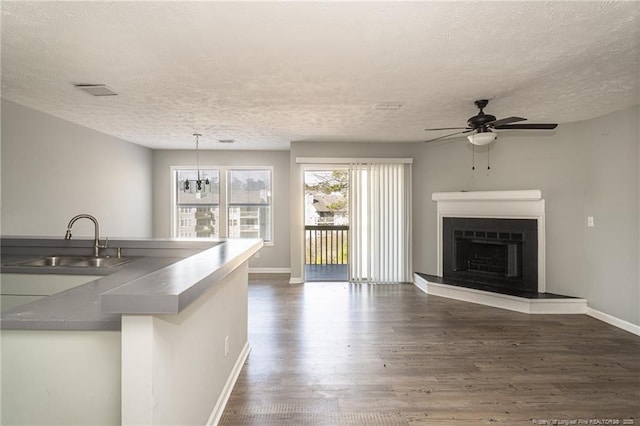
left=374, top=102, right=404, bottom=110
left=75, top=84, right=118, bottom=97
left=218, top=139, right=235, bottom=144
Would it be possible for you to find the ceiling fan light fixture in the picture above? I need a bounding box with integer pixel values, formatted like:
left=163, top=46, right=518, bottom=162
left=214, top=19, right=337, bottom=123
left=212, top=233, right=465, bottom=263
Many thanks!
left=467, top=131, right=497, bottom=146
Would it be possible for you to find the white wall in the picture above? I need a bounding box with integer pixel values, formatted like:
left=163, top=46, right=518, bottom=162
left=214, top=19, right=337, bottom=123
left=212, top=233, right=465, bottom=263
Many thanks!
left=121, top=262, right=249, bottom=425
left=412, top=105, right=639, bottom=326
left=152, top=149, right=290, bottom=269
left=581, top=106, right=639, bottom=325
left=1, top=100, right=153, bottom=238
left=1, top=330, right=121, bottom=425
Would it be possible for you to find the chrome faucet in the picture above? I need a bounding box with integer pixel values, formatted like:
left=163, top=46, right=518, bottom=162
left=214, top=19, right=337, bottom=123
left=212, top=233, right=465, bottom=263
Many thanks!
left=64, top=214, right=105, bottom=257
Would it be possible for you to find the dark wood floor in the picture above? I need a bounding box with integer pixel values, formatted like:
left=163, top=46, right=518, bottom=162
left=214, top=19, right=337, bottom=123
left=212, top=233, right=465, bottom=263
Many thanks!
left=220, top=274, right=640, bottom=425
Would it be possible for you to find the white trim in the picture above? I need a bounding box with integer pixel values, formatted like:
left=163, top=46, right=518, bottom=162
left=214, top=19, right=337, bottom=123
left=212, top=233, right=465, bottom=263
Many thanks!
left=296, top=157, right=413, bottom=164
left=413, top=274, right=587, bottom=315
left=586, top=307, right=640, bottom=336
left=298, top=164, right=305, bottom=283
left=248, top=267, right=291, bottom=274
left=170, top=166, right=179, bottom=238
left=206, top=342, right=251, bottom=426
left=413, top=273, right=430, bottom=294
left=432, top=190, right=542, bottom=202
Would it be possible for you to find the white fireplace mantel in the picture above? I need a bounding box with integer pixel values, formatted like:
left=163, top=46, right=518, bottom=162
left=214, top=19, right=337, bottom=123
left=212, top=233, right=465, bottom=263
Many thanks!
left=432, top=189, right=542, bottom=202
left=433, top=190, right=546, bottom=292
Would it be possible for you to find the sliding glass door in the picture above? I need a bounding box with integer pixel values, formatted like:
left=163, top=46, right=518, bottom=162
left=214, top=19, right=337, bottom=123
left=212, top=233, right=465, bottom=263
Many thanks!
left=304, top=167, right=349, bottom=282
left=301, top=160, right=412, bottom=284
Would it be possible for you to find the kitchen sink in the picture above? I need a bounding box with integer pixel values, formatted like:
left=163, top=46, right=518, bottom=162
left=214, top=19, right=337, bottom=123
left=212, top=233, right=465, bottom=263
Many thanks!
left=69, top=257, right=132, bottom=268
left=17, top=255, right=85, bottom=267
left=11, top=255, right=132, bottom=269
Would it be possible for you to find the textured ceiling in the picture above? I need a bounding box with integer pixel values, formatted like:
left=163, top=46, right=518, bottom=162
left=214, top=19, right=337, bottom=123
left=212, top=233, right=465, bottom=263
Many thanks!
left=2, top=1, right=639, bottom=150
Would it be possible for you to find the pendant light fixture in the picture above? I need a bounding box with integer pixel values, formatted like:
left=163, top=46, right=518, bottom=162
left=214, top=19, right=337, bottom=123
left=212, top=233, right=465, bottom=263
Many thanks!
left=183, top=133, right=210, bottom=197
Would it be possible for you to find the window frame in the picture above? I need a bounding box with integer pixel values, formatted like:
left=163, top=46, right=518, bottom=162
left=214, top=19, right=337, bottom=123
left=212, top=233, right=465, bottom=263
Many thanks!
left=226, top=166, right=274, bottom=245
left=171, top=165, right=274, bottom=246
left=171, top=167, right=221, bottom=239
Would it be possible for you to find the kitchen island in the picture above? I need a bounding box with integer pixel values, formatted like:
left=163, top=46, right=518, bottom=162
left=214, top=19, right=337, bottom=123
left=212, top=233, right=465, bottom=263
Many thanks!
left=1, top=237, right=262, bottom=425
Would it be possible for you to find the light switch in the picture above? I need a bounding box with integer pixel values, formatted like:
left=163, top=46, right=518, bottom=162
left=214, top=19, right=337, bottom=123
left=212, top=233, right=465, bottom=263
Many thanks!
left=587, top=216, right=595, bottom=227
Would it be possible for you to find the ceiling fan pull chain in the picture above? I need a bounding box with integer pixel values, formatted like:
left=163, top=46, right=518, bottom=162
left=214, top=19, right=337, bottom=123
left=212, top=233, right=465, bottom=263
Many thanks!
left=472, top=144, right=475, bottom=170
left=487, top=144, right=491, bottom=170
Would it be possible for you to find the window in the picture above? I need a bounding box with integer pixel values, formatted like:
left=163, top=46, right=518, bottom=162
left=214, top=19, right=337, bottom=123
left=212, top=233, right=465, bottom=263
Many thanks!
left=227, top=169, right=272, bottom=241
left=173, top=167, right=273, bottom=243
left=175, top=169, right=219, bottom=238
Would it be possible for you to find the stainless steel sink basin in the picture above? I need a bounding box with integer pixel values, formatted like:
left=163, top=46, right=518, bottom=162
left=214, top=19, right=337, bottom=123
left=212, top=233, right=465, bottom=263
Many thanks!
left=69, top=257, right=132, bottom=268
left=16, top=256, right=86, bottom=267
left=12, top=255, right=132, bottom=268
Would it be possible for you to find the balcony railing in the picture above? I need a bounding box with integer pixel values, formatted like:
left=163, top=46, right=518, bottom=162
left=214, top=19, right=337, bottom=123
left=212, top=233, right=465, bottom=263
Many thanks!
left=305, top=225, right=348, bottom=265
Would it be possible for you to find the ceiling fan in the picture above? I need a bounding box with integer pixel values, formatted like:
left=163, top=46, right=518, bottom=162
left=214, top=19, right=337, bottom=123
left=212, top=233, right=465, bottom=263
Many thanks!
left=424, top=99, right=558, bottom=145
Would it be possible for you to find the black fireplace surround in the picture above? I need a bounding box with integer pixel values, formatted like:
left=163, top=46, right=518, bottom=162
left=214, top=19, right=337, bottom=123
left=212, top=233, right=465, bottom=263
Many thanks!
left=443, top=217, right=538, bottom=294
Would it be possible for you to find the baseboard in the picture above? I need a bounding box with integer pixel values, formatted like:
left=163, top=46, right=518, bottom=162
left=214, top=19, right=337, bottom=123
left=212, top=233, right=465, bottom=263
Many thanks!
left=289, top=277, right=304, bottom=284
left=587, top=307, right=640, bottom=337
left=207, top=342, right=251, bottom=426
left=248, top=267, right=291, bottom=274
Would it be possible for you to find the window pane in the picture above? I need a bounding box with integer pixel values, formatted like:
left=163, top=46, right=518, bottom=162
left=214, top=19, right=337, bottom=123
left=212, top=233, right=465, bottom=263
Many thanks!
left=176, top=206, right=219, bottom=238
left=304, top=170, right=349, bottom=226
left=228, top=170, right=271, bottom=204
left=177, top=170, right=219, bottom=205
left=228, top=206, right=271, bottom=241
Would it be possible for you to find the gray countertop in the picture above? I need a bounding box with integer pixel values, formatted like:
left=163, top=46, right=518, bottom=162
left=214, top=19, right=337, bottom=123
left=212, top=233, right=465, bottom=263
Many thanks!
left=1, top=237, right=263, bottom=331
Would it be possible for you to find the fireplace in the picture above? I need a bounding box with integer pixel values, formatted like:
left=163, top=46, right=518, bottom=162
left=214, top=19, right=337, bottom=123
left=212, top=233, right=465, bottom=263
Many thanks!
left=433, top=190, right=546, bottom=293
left=418, top=191, right=587, bottom=313
left=442, top=217, right=538, bottom=294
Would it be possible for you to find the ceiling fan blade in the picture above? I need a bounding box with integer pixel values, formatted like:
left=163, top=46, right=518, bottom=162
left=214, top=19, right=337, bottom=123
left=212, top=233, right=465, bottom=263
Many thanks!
left=425, top=127, right=470, bottom=131
left=494, top=123, right=558, bottom=130
left=425, top=129, right=473, bottom=143
left=487, top=116, right=527, bottom=127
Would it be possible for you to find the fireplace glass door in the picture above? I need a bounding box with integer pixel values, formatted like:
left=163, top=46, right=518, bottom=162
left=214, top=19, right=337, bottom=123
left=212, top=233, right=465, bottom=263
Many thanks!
left=454, top=236, right=522, bottom=279
left=443, top=217, right=537, bottom=294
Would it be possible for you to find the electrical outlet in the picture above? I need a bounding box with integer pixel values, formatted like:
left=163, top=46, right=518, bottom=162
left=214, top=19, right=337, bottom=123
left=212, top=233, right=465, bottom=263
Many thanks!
left=224, top=335, right=229, bottom=357
left=587, top=216, right=595, bottom=227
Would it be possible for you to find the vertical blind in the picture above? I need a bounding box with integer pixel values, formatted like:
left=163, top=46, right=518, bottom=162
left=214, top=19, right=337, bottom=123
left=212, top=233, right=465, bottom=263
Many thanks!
left=349, top=162, right=412, bottom=283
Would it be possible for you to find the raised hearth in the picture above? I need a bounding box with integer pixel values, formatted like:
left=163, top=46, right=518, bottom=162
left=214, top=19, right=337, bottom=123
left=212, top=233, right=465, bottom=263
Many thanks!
left=414, top=273, right=587, bottom=314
